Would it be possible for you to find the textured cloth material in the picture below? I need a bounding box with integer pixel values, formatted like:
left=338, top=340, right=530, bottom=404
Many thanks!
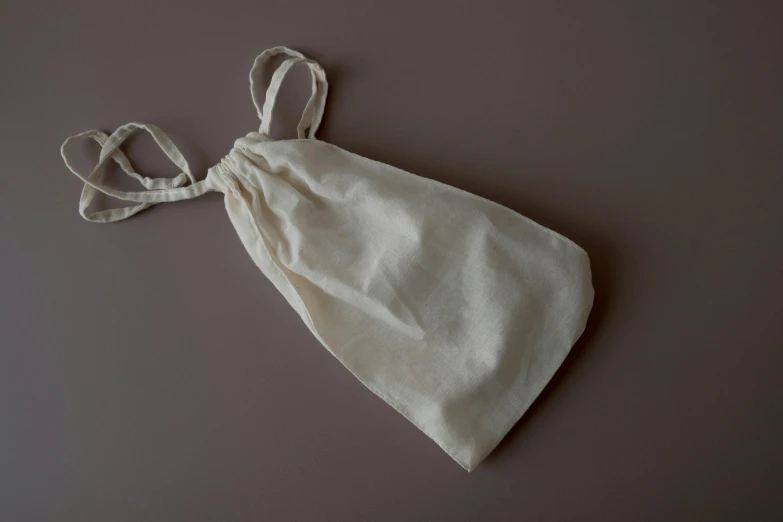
left=60, top=46, right=594, bottom=471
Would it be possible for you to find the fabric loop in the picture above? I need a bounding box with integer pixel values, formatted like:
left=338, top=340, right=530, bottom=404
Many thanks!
left=249, top=46, right=328, bottom=139
left=60, top=123, right=214, bottom=223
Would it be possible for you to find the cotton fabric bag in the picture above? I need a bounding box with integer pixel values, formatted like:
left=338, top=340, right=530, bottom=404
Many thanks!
left=60, top=46, right=594, bottom=471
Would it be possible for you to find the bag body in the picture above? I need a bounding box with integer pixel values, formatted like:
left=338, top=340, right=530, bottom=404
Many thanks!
left=61, top=47, right=593, bottom=471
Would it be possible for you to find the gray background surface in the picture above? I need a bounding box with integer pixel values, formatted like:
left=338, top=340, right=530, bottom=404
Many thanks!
left=2, top=1, right=782, bottom=520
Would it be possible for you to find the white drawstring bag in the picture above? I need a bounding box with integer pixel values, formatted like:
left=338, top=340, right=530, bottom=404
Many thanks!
left=61, top=46, right=593, bottom=471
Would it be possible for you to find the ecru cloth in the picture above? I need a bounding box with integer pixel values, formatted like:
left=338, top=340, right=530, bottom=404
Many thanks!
left=61, top=46, right=594, bottom=471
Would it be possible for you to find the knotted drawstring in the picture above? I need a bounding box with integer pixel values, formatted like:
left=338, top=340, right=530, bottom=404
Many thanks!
left=61, top=46, right=328, bottom=223
left=60, top=123, right=214, bottom=223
